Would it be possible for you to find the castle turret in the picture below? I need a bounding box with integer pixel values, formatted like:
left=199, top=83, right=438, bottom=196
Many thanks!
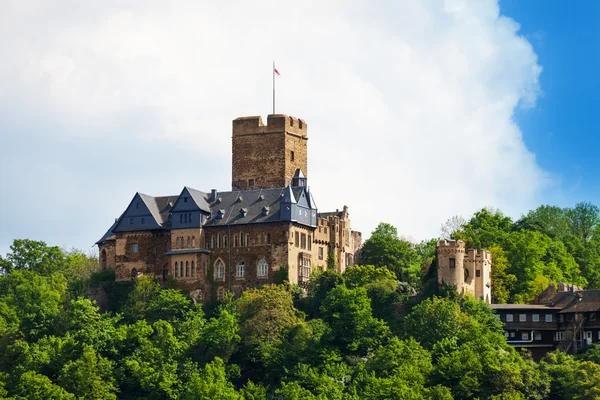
left=437, top=239, right=466, bottom=291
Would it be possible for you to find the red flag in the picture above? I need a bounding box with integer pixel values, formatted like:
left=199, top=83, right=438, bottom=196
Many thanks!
left=274, top=67, right=281, bottom=76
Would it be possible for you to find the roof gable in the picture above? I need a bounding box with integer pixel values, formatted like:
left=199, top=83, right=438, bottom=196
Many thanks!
left=171, top=187, right=210, bottom=213
left=113, top=192, right=166, bottom=232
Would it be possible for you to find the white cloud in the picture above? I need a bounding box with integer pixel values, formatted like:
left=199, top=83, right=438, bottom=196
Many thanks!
left=0, top=0, right=546, bottom=247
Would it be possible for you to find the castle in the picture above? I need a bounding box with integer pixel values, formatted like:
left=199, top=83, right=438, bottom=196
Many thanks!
left=96, top=114, right=361, bottom=300
left=437, top=239, right=492, bottom=303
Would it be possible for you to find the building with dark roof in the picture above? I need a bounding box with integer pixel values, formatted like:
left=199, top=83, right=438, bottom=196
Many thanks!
left=492, top=283, right=600, bottom=358
left=97, top=114, right=361, bottom=301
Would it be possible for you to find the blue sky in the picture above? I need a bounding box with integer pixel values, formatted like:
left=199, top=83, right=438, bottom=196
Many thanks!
left=0, top=0, right=596, bottom=255
left=502, top=0, right=600, bottom=204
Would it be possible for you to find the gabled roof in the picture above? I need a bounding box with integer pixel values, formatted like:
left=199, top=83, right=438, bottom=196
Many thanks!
left=186, top=187, right=211, bottom=213
left=203, top=186, right=309, bottom=227
left=139, top=193, right=179, bottom=226
left=281, top=185, right=297, bottom=204
left=96, top=219, right=119, bottom=245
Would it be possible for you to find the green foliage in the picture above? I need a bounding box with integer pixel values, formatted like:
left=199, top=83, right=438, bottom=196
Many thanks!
left=360, top=223, right=422, bottom=287
left=1, top=234, right=599, bottom=399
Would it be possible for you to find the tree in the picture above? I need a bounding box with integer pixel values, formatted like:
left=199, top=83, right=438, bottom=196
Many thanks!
left=0, top=270, right=67, bottom=340
left=13, top=371, right=75, bottom=400
left=513, top=205, right=570, bottom=240
left=0, top=239, right=67, bottom=275
left=489, top=245, right=516, bottom=304
left=454, top=207, right=513, bottom=249
left=360, top=223, right=422, bottom=286
left=440, top=215, right=466, bottom=240
left=321, top=285, right=389, bottom=355
left=181, top=358, right=240, bottom=400
left=57, top=346, right=118, bottom=400
left=237, top=285, right=302, bottom=366
left=122, top=275, right=161, bottom=321
left=567, top=202, right=600, bottom=240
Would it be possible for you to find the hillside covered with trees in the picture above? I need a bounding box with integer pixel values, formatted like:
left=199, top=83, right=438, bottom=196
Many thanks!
left=1, top=202, right=600, bottom=399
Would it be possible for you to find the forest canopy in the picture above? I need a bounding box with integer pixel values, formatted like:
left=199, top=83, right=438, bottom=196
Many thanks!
left=1, top=202, right=600, bottom=399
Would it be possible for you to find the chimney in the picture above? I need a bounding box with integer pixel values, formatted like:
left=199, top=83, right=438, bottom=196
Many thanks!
left=210, top=189, right=217, bottom=202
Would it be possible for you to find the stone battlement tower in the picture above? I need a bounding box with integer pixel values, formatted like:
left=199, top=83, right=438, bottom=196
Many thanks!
left=232, top=114, right=308, bottom=190
left=437, top=239, right=492, bottom=303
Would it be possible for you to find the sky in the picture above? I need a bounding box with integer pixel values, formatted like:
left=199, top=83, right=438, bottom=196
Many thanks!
left=0, top=0, right=598, bottom=255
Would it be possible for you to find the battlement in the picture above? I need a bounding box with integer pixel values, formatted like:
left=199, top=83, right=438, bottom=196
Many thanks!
left=436, top=239, right=465, bottom=249
left=466, top=248, right=492, bottom=261
left=233, top=114, right=307, bottom=137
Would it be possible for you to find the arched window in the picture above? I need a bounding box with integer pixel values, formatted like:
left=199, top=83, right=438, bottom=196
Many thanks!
left=192, top=236, right=196, bottom=247
left=131, top=268, right=138, bottom=279
left=215, top=260, right=225, bottom=281
left=267, top=233, right=271, bottom=245
left=257, top=259, right=268, bottom=278
left=239, top=232, right=243, bottom=246
left=217, top=234, right=221, bottom=248
left=186, top=261, right=190, bottom=277
left=175, top=262, right=179, bottom=277
left=223, top=235, right=228, bottom=248
left=180, top=262, right=184, bottom=277
left=184, top=214, right=188, bottom=223
left=236, top=261, right=245, bottom=278
left=188, top=213, right=192, bottom=222
left=187, top=236, right=191, bottom=248
left=233, top=235, right=238, bottom=247
left=245, top=234, right=250, bottom=247
left=211, top=236, right=214, bottom=249
left=191, top=261, right=195, bottom=277
left=100, top=249, right=107, bottom=269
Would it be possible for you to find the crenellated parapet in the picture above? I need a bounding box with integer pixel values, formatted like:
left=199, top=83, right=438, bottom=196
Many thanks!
left=233, top=114, right=307, bottom=137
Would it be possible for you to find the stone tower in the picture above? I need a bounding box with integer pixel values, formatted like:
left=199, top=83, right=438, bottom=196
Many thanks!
left=436, top=239, right=492, bottom=303
left=465, top=249, right=492, bottom=303
left=437, top=239, right=466, bottom=290
left=232, top=114, right=308, bottom=190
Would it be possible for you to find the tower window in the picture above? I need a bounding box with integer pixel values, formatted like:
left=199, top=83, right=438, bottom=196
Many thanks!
left=131, top=243, right=139, bottom=254
left=449, top=258, right=455, bottom=268
left=249, top=179, right=255, bottom=187
left=290, top=151, right=295, bottom=161
left=476, top=270, right=481, bottom=277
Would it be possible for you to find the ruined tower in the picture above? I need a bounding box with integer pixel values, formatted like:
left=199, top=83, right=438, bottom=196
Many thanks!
left=231, top=114, right=308, bottom=190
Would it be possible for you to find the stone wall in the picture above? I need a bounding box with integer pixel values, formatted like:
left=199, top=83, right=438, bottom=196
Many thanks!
left=99, top=240, right=116, bottom=270
left=231, top=114, right=308, bottom=190
left=113, top=231, right=170, bottom=281
left=204, top=223, right=291, bottom=297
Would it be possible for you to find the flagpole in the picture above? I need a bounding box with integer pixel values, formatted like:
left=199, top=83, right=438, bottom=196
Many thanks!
left=272, top=60, right=275, bottom=115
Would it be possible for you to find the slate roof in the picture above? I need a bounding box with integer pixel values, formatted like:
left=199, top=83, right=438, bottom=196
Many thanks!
left=139, top=193, right=179, bottom=225
left=96, top=219, right=118, bottom=245
left=186, top=187, right=211, bottom=213
left=203, top=186, right=306, bottom=227
left=97, top=186, right=316, bottom=246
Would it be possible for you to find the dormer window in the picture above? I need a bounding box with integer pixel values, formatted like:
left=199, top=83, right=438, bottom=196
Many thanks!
left=217, top=209, right=225, bottom=219
left=240, top=208, right=248, bottom=217
left=262, top=206, right=270, bottom=216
